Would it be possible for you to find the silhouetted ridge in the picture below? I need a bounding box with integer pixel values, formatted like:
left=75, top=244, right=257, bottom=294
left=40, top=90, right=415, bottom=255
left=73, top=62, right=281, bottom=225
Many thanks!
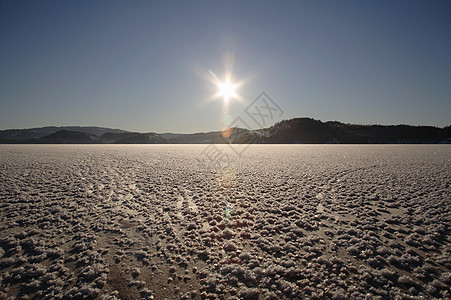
left=0, top=126, right=128, bottom=141
left=263, top=118, right=449, bottom=144
left=113, top=133, right=167, bottom=144
left=0, top=119, right=449, bottom=144
left=42, top=130, right=102, bottom=144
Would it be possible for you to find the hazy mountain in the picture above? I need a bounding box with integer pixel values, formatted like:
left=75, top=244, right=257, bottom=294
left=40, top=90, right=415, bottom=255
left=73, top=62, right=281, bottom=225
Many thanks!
left=0, top=119, right=449, bottom=144
left=100, top=132, right=140, bottom=143
left=161, top=128, right=249, bottom=144
left=113, top=133, right=166, bottom=144
left=0, top=126, right=128, bottom=141
left=41, top=130, right=103, bottom=144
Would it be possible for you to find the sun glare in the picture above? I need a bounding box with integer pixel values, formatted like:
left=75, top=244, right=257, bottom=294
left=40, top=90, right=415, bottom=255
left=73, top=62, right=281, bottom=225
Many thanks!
left=217, top=78, right=237, bottom=103
left=207, top=69, right=242, bottom=105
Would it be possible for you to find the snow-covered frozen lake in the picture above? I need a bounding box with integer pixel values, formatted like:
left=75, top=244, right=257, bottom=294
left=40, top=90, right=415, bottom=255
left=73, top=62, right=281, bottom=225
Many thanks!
left=0, top=145, right=450, bottom=299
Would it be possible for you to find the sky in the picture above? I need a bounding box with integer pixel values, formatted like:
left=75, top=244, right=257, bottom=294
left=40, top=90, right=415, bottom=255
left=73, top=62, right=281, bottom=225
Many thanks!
left=0, top=0, right=450, bottom=133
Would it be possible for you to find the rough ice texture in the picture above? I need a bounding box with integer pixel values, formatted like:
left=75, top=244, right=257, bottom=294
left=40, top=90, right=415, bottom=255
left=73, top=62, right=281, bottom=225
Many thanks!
left=0, top=144, right=450, bottom=299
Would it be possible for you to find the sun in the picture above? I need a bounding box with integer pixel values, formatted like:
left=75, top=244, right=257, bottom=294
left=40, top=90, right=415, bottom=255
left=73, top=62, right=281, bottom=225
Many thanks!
left=217, top=78, right=237, bottom=103
left=208, top=70, right=241, bottom=104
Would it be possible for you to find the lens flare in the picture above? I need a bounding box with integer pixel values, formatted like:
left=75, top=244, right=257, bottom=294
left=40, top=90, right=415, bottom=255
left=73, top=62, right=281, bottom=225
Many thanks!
left=216, top=160, right=237, bottom=188
left=221, top=127, right=232, bottom=138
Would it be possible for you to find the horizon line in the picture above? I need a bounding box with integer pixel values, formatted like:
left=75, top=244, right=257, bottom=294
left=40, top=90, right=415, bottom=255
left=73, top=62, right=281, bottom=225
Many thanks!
left=1, top=117, right=450, bottom=134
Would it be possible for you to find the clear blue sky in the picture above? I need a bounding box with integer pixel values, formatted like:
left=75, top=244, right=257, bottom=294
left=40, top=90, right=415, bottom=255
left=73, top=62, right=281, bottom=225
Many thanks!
left=0, top=0, right=450, bottom=133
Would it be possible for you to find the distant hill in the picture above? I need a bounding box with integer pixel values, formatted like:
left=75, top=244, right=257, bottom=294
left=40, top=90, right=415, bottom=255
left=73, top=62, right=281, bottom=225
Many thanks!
left=0, top=126, right=128, bottom=141
left=100, top=132, right=140, bottom=143
left=41, top=130, right=103, bottom=144
left=261, top=118, right=450, bottom=144
left=0, top=119, right=449, bottom=144
left=161, top=128, right=249, bottom=144
left=113, top=133, right=166, bottom=144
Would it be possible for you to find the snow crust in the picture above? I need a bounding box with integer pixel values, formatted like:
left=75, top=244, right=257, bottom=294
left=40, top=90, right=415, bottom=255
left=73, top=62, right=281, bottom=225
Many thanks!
left=0, top=145, right=449, bottom=299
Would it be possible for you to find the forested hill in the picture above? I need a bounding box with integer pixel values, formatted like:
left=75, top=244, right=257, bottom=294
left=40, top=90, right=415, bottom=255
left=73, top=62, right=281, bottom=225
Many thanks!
left=260, top=118, right=450, bottom=144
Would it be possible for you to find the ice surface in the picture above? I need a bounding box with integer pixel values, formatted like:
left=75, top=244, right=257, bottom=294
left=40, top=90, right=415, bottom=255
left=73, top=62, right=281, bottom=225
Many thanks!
left=0, top=145, right=450, bottom=299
